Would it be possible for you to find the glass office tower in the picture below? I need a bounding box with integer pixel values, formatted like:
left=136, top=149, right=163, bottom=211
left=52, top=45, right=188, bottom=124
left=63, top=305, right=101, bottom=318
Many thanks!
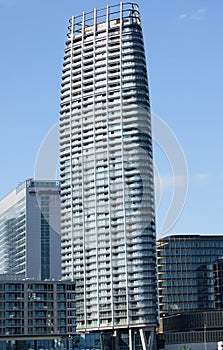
left=60, top=3, right=158, bottom=349
left=0, top=179, right=61, bottom=280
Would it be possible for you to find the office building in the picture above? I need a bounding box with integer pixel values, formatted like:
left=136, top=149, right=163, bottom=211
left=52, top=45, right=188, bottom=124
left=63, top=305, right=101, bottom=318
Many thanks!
left=157, top=234, right=223, bottom=316
left=60, top=2, right=158, bottom=349
left=158, top=310, right=223, bottom=350
left=157, top=234, right=223, bottom=349
left=0, top=274, right=75, bottom=350
left=0, top=179, right=61, bottom=280
left=213, top=257, right=223, bottom=309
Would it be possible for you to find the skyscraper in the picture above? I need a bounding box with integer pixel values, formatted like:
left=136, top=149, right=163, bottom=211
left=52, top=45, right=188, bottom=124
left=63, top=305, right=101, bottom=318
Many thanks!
left=60, top=3, right=158, bottom=349
left=0, top=179, right=61, bottom=280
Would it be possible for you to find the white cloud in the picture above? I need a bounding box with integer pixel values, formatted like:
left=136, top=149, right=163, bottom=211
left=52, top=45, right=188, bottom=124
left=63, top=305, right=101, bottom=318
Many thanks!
left=191, top=8, right=206, bottom=21
left=154, top=174, right=188, bottom=192
left=154, top=172, right=210, bottom=198
left=179, top=8, right=207, bottom=22
left=192, top=173, right=209, bottom=185
left=179, top=14, right=187, bottom=21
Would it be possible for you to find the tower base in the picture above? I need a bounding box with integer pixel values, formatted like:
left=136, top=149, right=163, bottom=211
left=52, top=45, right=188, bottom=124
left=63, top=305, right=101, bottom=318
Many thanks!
left=76, top=328, right=156, bottom=350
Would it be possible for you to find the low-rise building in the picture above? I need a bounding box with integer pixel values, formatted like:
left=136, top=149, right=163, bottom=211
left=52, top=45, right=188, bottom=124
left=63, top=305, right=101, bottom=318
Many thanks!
left=0, top=275, right=75, bottom=350
left=158, top=310, right=223, bottom=350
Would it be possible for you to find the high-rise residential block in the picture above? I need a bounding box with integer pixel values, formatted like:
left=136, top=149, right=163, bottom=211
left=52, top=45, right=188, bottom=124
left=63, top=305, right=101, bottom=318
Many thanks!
left=60, top=3, right=158, bottom=349
left=0, top=179, right=61, bottom=280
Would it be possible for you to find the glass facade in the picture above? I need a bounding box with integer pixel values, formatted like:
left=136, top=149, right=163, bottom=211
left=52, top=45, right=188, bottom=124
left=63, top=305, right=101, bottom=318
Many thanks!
left=158, top=310, right=223, bottom=347
left=213, top=257, right=223, bottom=309
left=157, top=234, right=223, bottom=316
left=60, top=2, right=158, bottom=347
left=0, top=196, right=26, bottom=275
left=0, top=180, right=61, bottom=280
left=40, top=196, right=50, bottom=280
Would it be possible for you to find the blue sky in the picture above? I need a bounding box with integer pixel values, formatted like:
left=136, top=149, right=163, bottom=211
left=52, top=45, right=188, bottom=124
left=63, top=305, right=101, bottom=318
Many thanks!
left=0, top=0, right=222, bottom=235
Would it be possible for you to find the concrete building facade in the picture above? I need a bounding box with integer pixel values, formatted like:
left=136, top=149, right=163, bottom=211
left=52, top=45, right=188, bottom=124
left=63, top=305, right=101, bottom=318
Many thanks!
left=60, top=2, right=158, bottom=349
left=0, top=274, right=75, bottom=350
